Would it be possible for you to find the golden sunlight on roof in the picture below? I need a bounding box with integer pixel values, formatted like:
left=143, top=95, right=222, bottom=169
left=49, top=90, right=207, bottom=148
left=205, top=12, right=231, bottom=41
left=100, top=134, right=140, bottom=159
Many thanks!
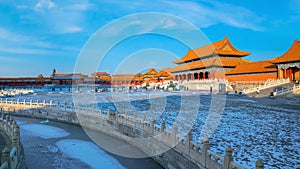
left=226, top=60, right=277, bottom=75
left=173, top=36, right=251, bottom=64
left=272, top=40, right=300, bottom=64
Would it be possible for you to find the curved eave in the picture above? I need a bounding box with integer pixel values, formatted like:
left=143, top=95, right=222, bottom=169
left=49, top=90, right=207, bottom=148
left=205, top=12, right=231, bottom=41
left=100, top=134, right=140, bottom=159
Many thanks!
left=226, top=70, right=277, bottom=76
left=217, top=51, right=251, bottom=57
left=272, top=59, right=300, bottom=64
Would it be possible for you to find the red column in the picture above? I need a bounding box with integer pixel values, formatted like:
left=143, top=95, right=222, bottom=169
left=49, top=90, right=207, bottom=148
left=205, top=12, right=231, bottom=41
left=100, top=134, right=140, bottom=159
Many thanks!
left=289, top=69, right=293, bottom=81
left=198, top=73, right=200, bottom=80
left=211, top=72, right=215, bottom=79
left=203, top=72, right=206, bottom=79
left=277, top=69, right=281, bottom=79
left=283, top=68, right=287, bottom=79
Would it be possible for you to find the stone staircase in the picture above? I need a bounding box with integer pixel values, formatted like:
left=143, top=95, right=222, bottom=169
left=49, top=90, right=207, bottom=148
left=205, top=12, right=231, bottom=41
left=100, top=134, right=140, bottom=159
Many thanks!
left=247, top=83, right=295, bottom=98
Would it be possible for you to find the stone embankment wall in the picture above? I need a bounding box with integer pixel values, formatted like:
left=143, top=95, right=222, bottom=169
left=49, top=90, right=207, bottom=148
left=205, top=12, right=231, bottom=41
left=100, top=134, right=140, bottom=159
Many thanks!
left=0, top=114, right=25, bottom=169
left=1, top=100, right=264, bottom=169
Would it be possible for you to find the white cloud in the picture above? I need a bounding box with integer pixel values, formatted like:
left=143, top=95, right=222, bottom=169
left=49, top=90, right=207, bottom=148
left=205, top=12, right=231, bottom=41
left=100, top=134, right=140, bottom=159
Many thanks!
left=0, top=28, right=31, bottom=43
left=0, top=45, right=61, bottom=55
left=101, top=0, right=264, bottom=31
left=0, top=56, right=19, bottom=62
left=0, top=27, right=55, bottom=48
left=35, top=0, right=55, bottom=11
left=16, top=5, right=29, bottom=9
left=64, top=26, right=83, bottom=33
left=65, top=3, right=96, bottom=11
left=161, top=19, right=177, bottom=29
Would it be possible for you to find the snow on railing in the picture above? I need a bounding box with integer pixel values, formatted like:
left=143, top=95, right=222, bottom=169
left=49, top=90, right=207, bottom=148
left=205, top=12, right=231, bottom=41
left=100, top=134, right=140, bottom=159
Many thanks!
left=243, top=78, right=290, bottom=94
left=272, top=84, right=300, bottom=97
left=6, top=100, right=265, bottom=169
left=178, top=78, right=229, bottom=85
left=0, top=115, right=24, bottom=169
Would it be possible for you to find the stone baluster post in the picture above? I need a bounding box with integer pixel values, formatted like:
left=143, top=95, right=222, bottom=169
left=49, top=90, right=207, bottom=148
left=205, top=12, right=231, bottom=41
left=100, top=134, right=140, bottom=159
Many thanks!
left=202, top=137, right=210, bottom=168
left=43, top=100, right=46, bottom=107
left=256, top=159, right=264, bottom=169
left=124, top=111, right=128, bottom=125
left=11, top=99, right=14, bottom=104
left=17, top=99, right=20, bottom=108
left=85, top=105, right=88, bottom=113
left=186, top=131, right=193, bottom=155
left=56, top=101, right=59, bottom=110
left=36, top=100, right=39, bottom=107
left=172, top=124, right=178, bottom=147
left=23, top=99, right=26, bottom=106
left=64, top=101, right=67, bottom=111
left=142, top=114, right=146, bottom=129
left=134, top=112, right=137, bottom=128
left=1, top=147, right=10, bottom=168
left=151, top=118, right=156, bottom=135
left=108, top=109, right=112, bottom=121
left=77, top=105, right=80, bottom=114
left=49, top=100, right=53, bottom=108
left=29, top=99, right=32, bottom=110
left=293, top=84, right=296, bottom=93
left=223, top=146, right=234, bottom=169
left=5, top=98, right=8, bottom=104
left=115, top=111, right=119, bottom=122
left=161, top=120, right=166, bottom=132
left=99, top=107, right=103, bottom=118
left=93, top=104, right=96, bottom=113
left=161, top=120, right=166, bottom=142
left=71, top=103, right=74, bottom=112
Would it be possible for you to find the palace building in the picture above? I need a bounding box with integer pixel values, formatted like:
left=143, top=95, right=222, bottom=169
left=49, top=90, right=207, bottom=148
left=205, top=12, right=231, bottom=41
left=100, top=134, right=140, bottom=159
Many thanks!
left=272, top=40, right=300, bottom=82
left=51, top=71, right=88, bottom=85
left=226, top=60, right=278, bottom=82
left=169, top=36, right=251, bottom=81
left=111, top=74, right=144, bottom=86
left=226, top=40, right=300, bottom=83
left=91, top=72, right=112, bottom=85
left=169, top=37, right=300, bottom=84
left=0, top=75, right=51, bottom=87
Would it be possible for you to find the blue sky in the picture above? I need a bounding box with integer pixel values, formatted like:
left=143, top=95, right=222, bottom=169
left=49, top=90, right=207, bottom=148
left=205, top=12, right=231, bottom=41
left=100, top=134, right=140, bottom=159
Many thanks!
left=0, top=0, right=299, bottom=77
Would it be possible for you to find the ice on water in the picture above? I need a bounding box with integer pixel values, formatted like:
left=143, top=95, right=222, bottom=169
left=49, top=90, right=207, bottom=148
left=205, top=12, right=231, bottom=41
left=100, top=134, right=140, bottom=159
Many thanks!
left=56, top=139, right=127, bottom=169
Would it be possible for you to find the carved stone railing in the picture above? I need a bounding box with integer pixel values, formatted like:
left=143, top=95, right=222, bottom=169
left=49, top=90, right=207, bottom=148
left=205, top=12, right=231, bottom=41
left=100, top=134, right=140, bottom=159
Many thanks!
left=0, top=99, right=46, bottom=112
left=5, top=99, right=265, bottom=169
left=243, top=78, right=290, bottom=94
left=0, top=115, right=24, bottom=169
left=272, top=84, right=300, bottom=97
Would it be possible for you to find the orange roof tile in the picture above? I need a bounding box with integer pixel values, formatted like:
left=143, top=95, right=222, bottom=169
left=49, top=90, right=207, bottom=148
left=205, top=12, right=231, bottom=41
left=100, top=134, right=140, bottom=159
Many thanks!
left=272, top=40, right=300, bottom=64
left=156, top=70, right=173, bottom=79
left=226, top=73, right=277, bottom=82
left=170, top=57, right=249, bottom=73
left=112, top=74, right=144, bottom=81
left=144, top=68, right=159, bottom=76
left=92, top=72, right=110, bottom=76
left=95, top=76, right=112, bottom=81
left=174, top=36, right=250, bottom=64
left=54, top=73, right=87, bottom=77
left=226, top=60, right=277, bottom=75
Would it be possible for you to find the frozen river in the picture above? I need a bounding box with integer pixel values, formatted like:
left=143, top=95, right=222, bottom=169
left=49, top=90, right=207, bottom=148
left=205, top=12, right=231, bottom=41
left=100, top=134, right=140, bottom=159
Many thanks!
left=4, top=89, right=300, bottom=169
